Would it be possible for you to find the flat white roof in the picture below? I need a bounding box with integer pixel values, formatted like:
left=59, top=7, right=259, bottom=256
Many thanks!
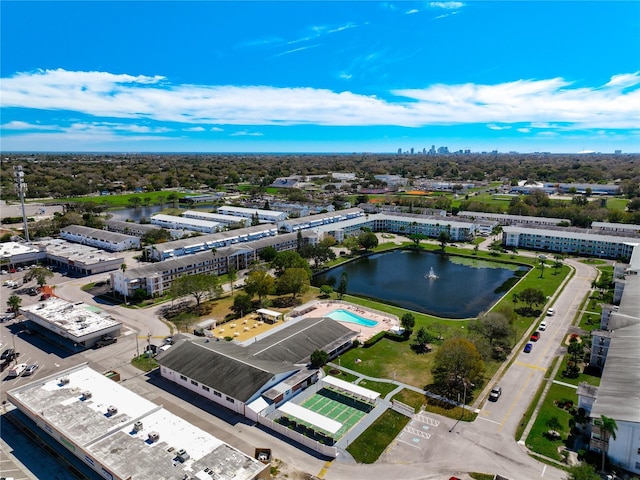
left=182, top=210, right=247, bottom=223
left=217, top=205, right=286, bottom=217
left=322, top=376, right=380, bottom=402
left=279, top=401, right=342, bottom=435
left=35, top=238, right=121, bottom=265
left=20, top=298, right=120, bottom=340
left=0, top=241, right=40, bottom=258
left=151, top=214, right=221, bottom=229
left=8, top=364, right=267, bottom=480
left=257, top=308, right=283, bottom=318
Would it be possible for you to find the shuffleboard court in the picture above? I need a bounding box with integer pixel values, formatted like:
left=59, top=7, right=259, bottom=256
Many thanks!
left=299, top=388, right=370, bottom=439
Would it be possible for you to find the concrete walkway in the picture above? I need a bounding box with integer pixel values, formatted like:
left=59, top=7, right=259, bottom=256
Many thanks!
left=552, top=379, right=579, bottom=389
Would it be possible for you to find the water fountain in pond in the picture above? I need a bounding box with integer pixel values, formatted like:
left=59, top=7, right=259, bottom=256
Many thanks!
left=425, top=267, right=438, bottom=279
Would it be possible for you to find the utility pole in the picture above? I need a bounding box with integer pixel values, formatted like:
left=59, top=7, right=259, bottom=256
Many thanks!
left=13, top=166, right=30, bottom=242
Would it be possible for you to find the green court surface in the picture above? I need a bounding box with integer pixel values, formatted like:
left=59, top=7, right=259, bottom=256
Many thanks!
left=299, top=388, right=371, bottom=439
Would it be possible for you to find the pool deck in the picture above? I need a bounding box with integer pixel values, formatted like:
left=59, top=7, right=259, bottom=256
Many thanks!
left=291, top=300, right=400, bottom=342
left=207, top=300, right=400, bottom=345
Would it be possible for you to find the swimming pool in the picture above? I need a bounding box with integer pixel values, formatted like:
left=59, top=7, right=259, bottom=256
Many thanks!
left=326, top=309, right=378, bottom=327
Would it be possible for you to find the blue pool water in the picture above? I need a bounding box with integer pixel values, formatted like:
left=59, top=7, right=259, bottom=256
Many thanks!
left=326, top=309, right=378, bottom=327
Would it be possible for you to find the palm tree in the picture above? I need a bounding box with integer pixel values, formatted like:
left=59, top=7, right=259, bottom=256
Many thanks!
left=120, top=263, right=128, bottom=305
left=598, top=415, right=618, bottom=473
left=538, top=258, right=546, bottom=278
left=7, top=294, right=22, bottom=314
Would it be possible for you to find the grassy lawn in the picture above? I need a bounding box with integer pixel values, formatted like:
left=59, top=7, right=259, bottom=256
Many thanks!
left=51, top=190, right=187, bottom=207
left=346, top=409, right=410, bottom=463
left=555, top=355, right=601, bottom=387
left=356, top=379, right=398, bottom=397
left=324, top=367, right=359, bottom=383
left=579, top=258, right=607, bottom=265
left=525, top=383, right=576, bottom=461
left=604, top=197, right=629, bottom=211
left=392, top=389, right=427, bottom=412
left=578, top=294, right=602, bottom=332
left=470, top=474, right=495, bottom=480
left=131, top=354, right=159, bottom=372
left=338, top=337, right=435, bottom=388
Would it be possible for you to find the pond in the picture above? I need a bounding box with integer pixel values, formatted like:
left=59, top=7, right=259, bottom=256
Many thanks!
left=107, top=204, right=212, bottom=222
left=312, top=249, right=528, bottom=318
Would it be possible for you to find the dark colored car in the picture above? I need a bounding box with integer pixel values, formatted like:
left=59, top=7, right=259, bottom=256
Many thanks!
left=530, top=331, right=541, bottom=342
left=96, top=335, right=117, bottom=348
left=524, top=342, right=533, bottom=353
left=1, top=348, right=15, bottom=360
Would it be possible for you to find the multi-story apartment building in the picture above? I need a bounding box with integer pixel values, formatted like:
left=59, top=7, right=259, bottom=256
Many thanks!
left=502, top=225, right=638, bottom=260
left=216, top=205, right=288, bottom=223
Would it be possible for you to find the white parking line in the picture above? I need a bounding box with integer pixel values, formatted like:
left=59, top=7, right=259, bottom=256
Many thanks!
left=396, top=438, right=421, bottom=449
left=404, top=427, right=431, bottom=439
left=414, top=414, right=440, bottom=427
left=477, top=416, right=502, bottom=425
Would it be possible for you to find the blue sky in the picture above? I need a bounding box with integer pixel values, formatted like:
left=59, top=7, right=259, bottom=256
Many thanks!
left=1, top=1, right=639, bottom=153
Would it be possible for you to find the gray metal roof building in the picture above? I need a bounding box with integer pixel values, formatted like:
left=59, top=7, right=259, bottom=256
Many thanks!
left=157, top=318, right=357, bottom=414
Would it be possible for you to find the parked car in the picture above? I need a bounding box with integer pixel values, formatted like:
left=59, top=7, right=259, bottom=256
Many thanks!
left=539, top=321, right=547, bottom=331
left=489, top=385, right=502, bottom=401
left=1, top=348, right=15, bottom=360
left=7, top=363, right=27, bottom=378
left=163, top=336, right=175, bottom=345
left=530, top=331, right=541, bottom=342
left=22, top=364, right=38, bottom=376
left=96, top=335, right=117, bottom=348
left=524, top=343, right=533, bottom=353
left=547, top=308, right=555, bottom=316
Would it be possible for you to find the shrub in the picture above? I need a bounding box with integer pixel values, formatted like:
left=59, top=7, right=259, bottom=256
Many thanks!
left=363, top=331, right=386, bottom=347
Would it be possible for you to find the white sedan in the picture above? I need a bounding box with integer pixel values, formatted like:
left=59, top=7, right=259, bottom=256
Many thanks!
left=539, top=322, right=547, bottom=331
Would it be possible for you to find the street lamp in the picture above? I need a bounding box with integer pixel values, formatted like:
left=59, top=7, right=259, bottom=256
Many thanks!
left=449, top=380, right=470, bottom=433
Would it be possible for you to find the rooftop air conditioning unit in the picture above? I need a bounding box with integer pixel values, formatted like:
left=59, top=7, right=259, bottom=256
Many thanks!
left=82, top=391, right=92, bottom=400
left=60, top=377, right=70, bottom=385
left=107, top=406, right=118, bottom=416
left=133, top=421, right=143, bottom=431
left=148, top=431, right=160, bottom=443
left=176, top=449, right=190, bottom=462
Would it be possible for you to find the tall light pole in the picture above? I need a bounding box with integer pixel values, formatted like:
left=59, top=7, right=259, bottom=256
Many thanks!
left=13, top=165, right=30, bottom=242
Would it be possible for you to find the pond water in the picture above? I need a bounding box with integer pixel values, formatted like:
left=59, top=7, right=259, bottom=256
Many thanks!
left=108, top=204, right=212, bottom=222
left=312, top=250, right=528, bottom=318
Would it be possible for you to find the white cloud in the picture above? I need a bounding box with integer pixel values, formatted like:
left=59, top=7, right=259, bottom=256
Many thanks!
left=210, top=127, right=224, bottom=132
left=605, top=71, right=640, bottom=89
left=230, top=130, right=263, bottom=137
left=274, top=45, right=319, bottom=57
left=435, top=11, right=460, bottom=19
left=2, top=69, right=639, bottom=131
left=487, top=124, right=511, bottom=130
left=429, top=2, right=464, bottom=10
left=1, top=120, right=60, bottom=131
left=517, top=128, right=531, bottom=133
left=405, top=9, right=419, bottom=15
left=183, top=126, right=205, bottom=132
left=339, top=72, right=353, bottom=80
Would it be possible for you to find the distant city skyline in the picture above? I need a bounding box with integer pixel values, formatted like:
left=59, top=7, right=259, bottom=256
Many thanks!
left=1, top=1, right=639, bottom=153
